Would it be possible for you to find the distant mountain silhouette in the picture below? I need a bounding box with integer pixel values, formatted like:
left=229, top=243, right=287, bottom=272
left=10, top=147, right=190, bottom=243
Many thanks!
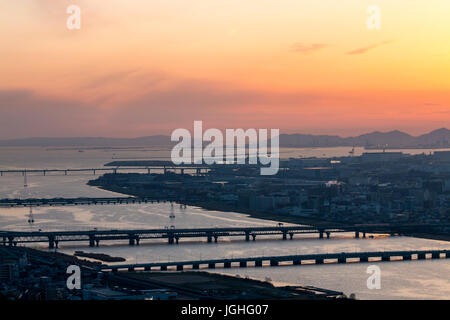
left=1, top=129, right=449, bottom=148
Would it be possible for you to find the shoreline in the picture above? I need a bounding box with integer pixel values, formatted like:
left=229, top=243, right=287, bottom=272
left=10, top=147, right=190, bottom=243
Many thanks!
left=94, top=185, right=450, bottom=243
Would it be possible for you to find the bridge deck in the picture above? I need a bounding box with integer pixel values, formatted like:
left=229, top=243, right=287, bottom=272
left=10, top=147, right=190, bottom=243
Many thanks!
left=100, top=249, right=450, bottom=271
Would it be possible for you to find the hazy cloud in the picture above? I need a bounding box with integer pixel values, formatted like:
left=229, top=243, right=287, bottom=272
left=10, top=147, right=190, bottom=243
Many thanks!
left=347, top=41, right=394, bottom=55
left=291, top=43, right=328, bottom=54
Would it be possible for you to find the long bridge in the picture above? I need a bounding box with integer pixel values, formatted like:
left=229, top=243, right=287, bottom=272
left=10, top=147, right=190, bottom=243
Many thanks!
left=1, top=224, right=448, bottom=248
left=0, top=165, right=210, bottom=176
left=0, top=197, right=180, bottom=207
left=100, top=249, right=450, bottom=272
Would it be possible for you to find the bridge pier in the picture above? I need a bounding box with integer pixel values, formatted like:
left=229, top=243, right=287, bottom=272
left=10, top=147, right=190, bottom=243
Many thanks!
left=240, top=261, right=247, bottom=268
left=168, top=236, right=174, bottom=245
left=252, top=234, right=256, bottom=241
left=282, top=231, right=287, bottom=240
left=224, top=262, right=231, bottom=268
left=316, top=258, right=324, bottom=264
left=355, top=231, right=360, bottom=239
left=289, top=233, right=294, bottom=240
left=175, top=237, right=179, bottom=244
left=128, top=237, right=135, bottom=246
left=208, top=263, right=215, bottom=269
left=382, top=255, right=390, bottom=262
left=403, top=255, right=411, bottom=261
left=193, top=264, right=200, bottom=270
left=176, top=265, right=183, bottom=271
left=161, top=266, right=167, bottom=271
left=418, top=253, right=426, bottom=260
left=431, top=252, right=440, bottom=259
left=270, top=260, right=278, bottom=266
left=48, top=236, right=55, bottom=249
left=338, top=257, right=346, bottom=263
left=319, top=232, right=324, bottom=239
left=255, top=260, right=263, bottom=267
left=360, top=256, right=368, bottom=262
left=363, top=232, right=366, bottom=238
left=207, top=235, right=212, bottom=243
left=214, top=235, right=218, bottom=243
left=128, top=266, right=134, bottom=272
left=293, top=260, right=301, bottom=265
left=326, top=232, right=330, bottom=239
left=245, top=232, right=250, bottom=242
left=144, top=266, right=151, bottom=271
left=95, top=239, right=100, bottom=247
left=89, top=235, right=95, bottom=247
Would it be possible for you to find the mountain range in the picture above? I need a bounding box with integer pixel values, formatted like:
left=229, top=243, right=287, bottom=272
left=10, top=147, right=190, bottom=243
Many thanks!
left=0, top=129, right=449, bottom=149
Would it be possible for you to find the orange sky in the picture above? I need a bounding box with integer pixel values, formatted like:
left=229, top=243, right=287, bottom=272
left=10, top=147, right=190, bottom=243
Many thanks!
left=0, top=0, right=449, bottom=138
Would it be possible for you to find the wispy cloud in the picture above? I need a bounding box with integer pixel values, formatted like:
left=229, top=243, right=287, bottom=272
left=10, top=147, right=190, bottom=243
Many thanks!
left=347, top=41, right=394, bottom=55
left=291, top=43, right=328, bottom=54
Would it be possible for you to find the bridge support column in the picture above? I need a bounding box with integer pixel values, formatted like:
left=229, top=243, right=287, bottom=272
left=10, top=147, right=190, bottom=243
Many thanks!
left=338, top=257, right=346, bottom=263
left=147, top=168, right=151, bottom=175
left=135, top=236, right=140, bottom=246
left=326, top=232, right=330, bottom=239
left=382, top=255, right=390, bottom=262
left=360, top=257, right=368, bottom=262
left=180, top=168, right=184, bottom=175
left=431, top=252, right=440, bottom=259
left=319, top=232, right=324, bottom=239
left=176, top=265, right=183, bottom=271
left=355, top=231, right=360, bottom=239
left=95, top=239, right=100, bottom=247
left=293, top=260, right=301, bottom=265
left=282, top=231, right=287, bottom=240
left=168, top=236, right=174, bottom=245
left=270, top=260, right=278, bottom=267
left=239, top=261, right=247, bottom=268
left=128, top=237, right=135, bottom=246
left=161, top=266, right=167, bottom=271
left=289, top=233, right=294, bottom=240
left=224, top=262, right=231, bottom=268
left=363, top=232, right=366, bottom=239
left=445, top=252, right=450, bottom=259
left=175, top=237, right=179, bottom=244
left=2, top=237, right=6, bottom=246
left=214, top=235, right=218, bottom=243
left=89, top=236, right=95, bottom=247
left=252, top=234, right=256, bottom=241
left=128, top=266, right=134, bottom=272
left=403, top=255, right=411, bottom=261
left=245, top=232, right=250, bottom=242
left=207, top=235, right=212, bottom=243
left=192, top=264, right=200, bottom=270
left=208, top=263, right=215, bottom=269
left=144, top=266, right=151, bottom=271
left=316, top=258, right=324, bottom=264
left=48, top=236, right=55, bottom=249
left=418, top=253, right=426, bottom=260
left=255, top=260, right=263, bottom=267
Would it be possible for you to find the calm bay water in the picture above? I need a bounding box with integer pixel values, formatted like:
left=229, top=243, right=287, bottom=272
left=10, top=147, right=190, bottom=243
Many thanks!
left=0, top=146, right=449, bottom=299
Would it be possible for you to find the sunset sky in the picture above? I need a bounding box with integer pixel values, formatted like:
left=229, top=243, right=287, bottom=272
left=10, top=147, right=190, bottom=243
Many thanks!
left=0, top=0, right=449, bottom=138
